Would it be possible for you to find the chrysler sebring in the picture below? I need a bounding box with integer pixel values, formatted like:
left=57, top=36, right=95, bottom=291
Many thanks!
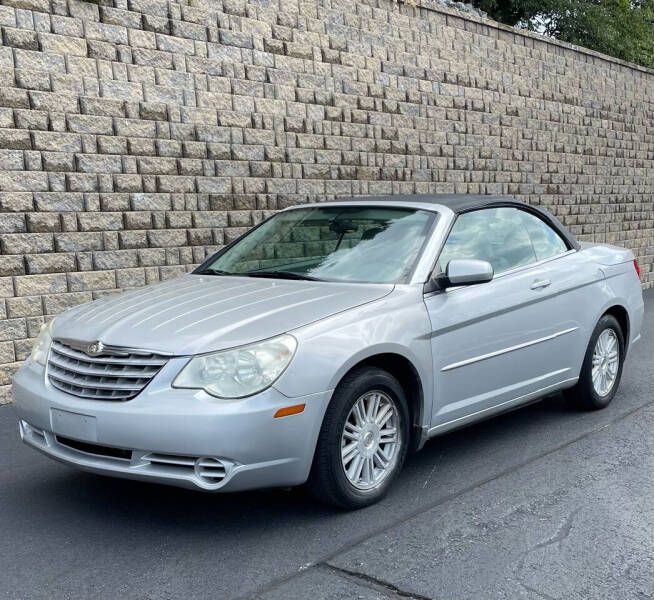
left=13, top=195, right=644, bottom=507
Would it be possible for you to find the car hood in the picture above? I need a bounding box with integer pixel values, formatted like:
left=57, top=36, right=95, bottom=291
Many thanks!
left=52, top=274, right=393, bottom=355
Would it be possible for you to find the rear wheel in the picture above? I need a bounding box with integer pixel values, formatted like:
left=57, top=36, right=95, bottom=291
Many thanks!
left=565, top=314, right=625, bottom=410
left=308, top=367, right=410, bottom=509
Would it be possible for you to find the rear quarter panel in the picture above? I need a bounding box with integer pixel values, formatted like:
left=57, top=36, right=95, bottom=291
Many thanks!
left=557, top=245, right=643, bottom=378
left=582, top=244, right=644, bottom=351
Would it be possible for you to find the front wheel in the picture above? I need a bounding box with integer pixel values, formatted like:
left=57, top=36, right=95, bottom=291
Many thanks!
left=565, top=314, right=625, bottom=410
left=308, top=367, right=410, bottom=509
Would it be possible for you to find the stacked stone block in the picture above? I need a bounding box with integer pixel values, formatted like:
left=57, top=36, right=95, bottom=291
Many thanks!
left=0, top=0, right=653, bottom=403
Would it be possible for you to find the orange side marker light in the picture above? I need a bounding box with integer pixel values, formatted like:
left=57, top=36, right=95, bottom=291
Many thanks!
left=274, top=404, right=306, bottom=418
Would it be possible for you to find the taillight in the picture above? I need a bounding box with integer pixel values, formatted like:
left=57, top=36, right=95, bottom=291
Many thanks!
left=634, top=259, right=641, bottom=279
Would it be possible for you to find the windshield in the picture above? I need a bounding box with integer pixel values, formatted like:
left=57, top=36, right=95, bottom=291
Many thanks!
left=201, top=206, right=436, bottom=283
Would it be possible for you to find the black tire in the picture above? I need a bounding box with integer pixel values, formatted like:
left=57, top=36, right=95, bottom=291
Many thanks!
left=565, top=314, right=625, bottom=411
left=308, top=367, right=410, bottom=509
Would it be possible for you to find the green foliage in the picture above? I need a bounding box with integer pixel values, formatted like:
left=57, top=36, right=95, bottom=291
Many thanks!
left=472, top=0, right=654, bottom=68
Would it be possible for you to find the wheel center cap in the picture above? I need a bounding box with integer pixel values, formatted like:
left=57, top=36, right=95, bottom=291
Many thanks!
left=363, top=431, right=375, bottom=448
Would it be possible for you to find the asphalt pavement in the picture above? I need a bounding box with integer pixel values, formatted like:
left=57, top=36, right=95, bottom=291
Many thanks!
left=1, top=290, right=653, bottom=600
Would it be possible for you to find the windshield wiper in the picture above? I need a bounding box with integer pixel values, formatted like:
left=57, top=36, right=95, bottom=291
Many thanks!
left=195, top=268, right=235, bottom=276
left=245, top=270, right=322, bottom=281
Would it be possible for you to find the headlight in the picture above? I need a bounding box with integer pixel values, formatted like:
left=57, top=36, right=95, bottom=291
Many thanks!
left=173, top=334, right=297, bottom=398
left=30, top=319, right=54, bottom=366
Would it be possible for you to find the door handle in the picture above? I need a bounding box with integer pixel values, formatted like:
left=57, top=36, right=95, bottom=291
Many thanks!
left=530, top=279, right=551, bottom=290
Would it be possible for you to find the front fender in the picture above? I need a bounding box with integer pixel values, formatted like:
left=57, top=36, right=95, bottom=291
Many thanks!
left=273, top=286, right=434, bottom=429
left=322, top=341, right=427, bottom=397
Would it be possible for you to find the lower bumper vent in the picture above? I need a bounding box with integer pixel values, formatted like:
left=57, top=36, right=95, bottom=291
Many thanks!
left=56, top=436, right=132, bottom=460
left=146, top=453, right=227, bottom=484
left=20, top=421, right=231, bottom=489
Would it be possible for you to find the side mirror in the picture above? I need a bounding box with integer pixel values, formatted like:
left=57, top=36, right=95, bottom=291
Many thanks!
left=430, top=259, right=494, bottom=291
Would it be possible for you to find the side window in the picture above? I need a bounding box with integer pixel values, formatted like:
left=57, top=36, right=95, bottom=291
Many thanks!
left=438, top=207, right=537, bottom=275
left=519, top=211, right=568, bottom=261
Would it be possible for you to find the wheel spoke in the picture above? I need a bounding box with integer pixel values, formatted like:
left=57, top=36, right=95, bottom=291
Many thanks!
left=373, top=447, right=389, bottom=469
left=364, top=394, right=372, bottom=420
left=344, top=420, right=361, bottom=432
left=592, top=368, right=601, bottom=386
left=380, top=427, right=397, bottom=444
left=374, top=404, right=391, bottom=425
left=363, top=457, right=374, bottom=484
left=341, top=441, right=359, bottom=465
left=353, top=402, right=366, bottom=427
left=347, top=454, right=363, bottom=481
left=377, top=408, right=394, bottom=428
left=367, top=394, right=380, bottom=421
left=603, top=331, right=611, bottom=351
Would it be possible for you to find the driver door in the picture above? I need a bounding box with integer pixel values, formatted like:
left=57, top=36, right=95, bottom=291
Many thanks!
left=424, top=207, right=582, bottom=432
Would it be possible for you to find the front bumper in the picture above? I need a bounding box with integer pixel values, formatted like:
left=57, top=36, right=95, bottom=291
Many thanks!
left=12, top=358, right=332, bottom=492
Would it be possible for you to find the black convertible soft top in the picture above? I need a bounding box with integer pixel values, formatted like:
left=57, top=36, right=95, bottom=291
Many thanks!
left=335, top=194, right=580, bottom=251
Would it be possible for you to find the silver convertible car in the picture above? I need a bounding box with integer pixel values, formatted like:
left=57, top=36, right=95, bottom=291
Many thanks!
left=13, top=195, right=644, bottom=508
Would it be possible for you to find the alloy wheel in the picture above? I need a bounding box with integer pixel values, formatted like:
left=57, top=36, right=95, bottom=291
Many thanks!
left=340, top=390, right=401, bottom=491
left=592, top=328, right=620, bottom=397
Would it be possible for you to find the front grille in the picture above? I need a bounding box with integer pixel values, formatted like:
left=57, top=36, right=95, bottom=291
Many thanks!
left=47, top=340, right=168, bottom=401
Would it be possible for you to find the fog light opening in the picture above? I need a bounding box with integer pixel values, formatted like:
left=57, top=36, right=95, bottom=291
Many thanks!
left=194, top=457, right=227, bottom=484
